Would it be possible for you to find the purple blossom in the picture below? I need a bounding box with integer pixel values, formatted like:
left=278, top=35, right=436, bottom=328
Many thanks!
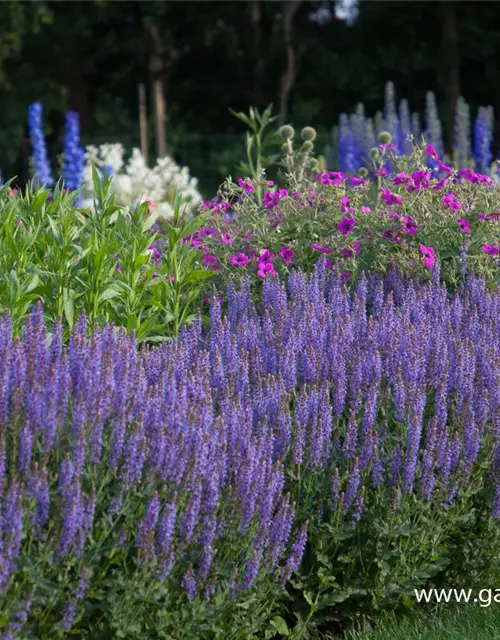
left=229, top=253, right=249, bottom=266
left=279, top=522, right=308, bottom=586
left=337, top=217, right=355, bottom=236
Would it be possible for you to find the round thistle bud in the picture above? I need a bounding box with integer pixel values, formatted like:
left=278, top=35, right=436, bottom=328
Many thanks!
left=301, top=140, right=314, bottom=153
left=281, top=143, right=292, bottom=155
left=309, top=159, right=320, bottom=171
left=378, top=131, right=392, bottom=145
left=300, top=126, right=317, bottom=142
left=358, top=167, right=368, bottom=178
left=279, top=125, right=295, bottom=141
left=369, top=147, right=380, bottom=160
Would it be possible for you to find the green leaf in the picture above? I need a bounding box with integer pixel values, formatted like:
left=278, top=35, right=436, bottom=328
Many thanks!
left=181, top=270, right=215, bottom=284
left=62, top=287, right=75, bottom=328
left=46, top=215, right=61, bottom=244
left=25, top=273, right=40, bottom=293
left=92, top=164, right=104, bottom=205
left=270, top=616, right=289, bottom=635
left=98, top=285, right=123, bottom=303
left=229, top=107, right=252, bottom=128
left=142, top=214, right=158, bottom=234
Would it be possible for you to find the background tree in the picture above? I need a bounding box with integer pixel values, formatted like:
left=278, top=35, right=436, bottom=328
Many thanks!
left=1, top=0, right=500, bottom=193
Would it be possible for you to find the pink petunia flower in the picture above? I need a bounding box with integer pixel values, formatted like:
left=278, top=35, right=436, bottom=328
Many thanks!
left=478, top=212, right=500, bottom=222
left=257, top=261, right=277, bottom=278
left=339, top=242, right=361, bottom=259
left=279, top=246, right=295, bottom=264
left=237, top=178, right=255, bottom=193
left=442, top=193, right=461, bottom=212
left=382, top=229, right=402, bottom=244
left=349, top=177, right=366, bottom=187
left=411, top=170, right=431, bottom=189
left=258, top=248, right=273, bottom=262
left=380, top=189, right=402, bottom=206
left=316, top=171, right=345, bottom=186
left=402, top=216, right=418, bottom=236
left=419, top=245, right=435, bottom=258
left=341, top=196, right=350, bottom=212
left=419, top=244, right=436, bottom=269
left=203, top=255, right=220, bottom=271
left=198, top=228, right=218, bottom=237
left=482, top=244, right=499, bottom=256
left=311, top=243, right=332, bottom=255
left=438, top=162, right=453, bottom=175
left=337, top=217, right=355, bottom=236
left=219, top=231, right=234, bottom=245
left=456, top=218, right=471, bottom=234
left=229, top=253, right=249, bottom=266
left=425, top=144, right=438, bottom=160
left=393, top=172, right=410, bottom=186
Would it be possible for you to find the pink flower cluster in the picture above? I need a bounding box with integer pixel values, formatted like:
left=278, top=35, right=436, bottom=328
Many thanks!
left=315, top=171, right=345, bottom=186
left=237, top=178, right=255, bottom=193
left=202, top=200, right=231, bottom=215
left=263, top=189, right=289, bottom=210
left=227, top=246, right=296, bottom=279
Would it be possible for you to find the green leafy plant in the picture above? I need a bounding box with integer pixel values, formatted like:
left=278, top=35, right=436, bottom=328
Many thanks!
left=0, top=171, right=212, bottom=342
left=229, top=105, right=281, bottom=204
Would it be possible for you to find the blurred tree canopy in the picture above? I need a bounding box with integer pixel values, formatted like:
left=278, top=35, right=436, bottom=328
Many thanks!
left=1, top=0, right=500, bottom=194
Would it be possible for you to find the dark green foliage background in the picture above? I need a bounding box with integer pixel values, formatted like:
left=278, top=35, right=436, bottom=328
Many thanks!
left=1, top=1, right=500, bottom=195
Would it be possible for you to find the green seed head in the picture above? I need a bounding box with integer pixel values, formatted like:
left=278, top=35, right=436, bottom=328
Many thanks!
left=301, top=140, right=314, bottom=152
left=301, top=126, right=317, bottom=142
left=358, top=167, right=368, bottom=178
left=378, top=131, right=392, bottom=145
left=279, top=125, right=295, bottom=141
left=369, top=147, right=380, bottom=160
left=281, top=142, right=292, bottom=155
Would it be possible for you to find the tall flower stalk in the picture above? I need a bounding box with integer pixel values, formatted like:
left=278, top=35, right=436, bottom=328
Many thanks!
left=27, top=102, right=54, bottom=188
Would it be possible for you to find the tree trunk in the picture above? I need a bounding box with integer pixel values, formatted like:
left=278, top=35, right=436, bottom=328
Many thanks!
left=251, top=0, right=265, bottom=106
left=67, top=50, right=91, bottom=134
left=148, top=25, right=166, bottom=159
left=441, top=1, right=460, bottom=154
left=278, top=0, right=302, bottom=126
left=138, top=83, right=149, bottom=165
